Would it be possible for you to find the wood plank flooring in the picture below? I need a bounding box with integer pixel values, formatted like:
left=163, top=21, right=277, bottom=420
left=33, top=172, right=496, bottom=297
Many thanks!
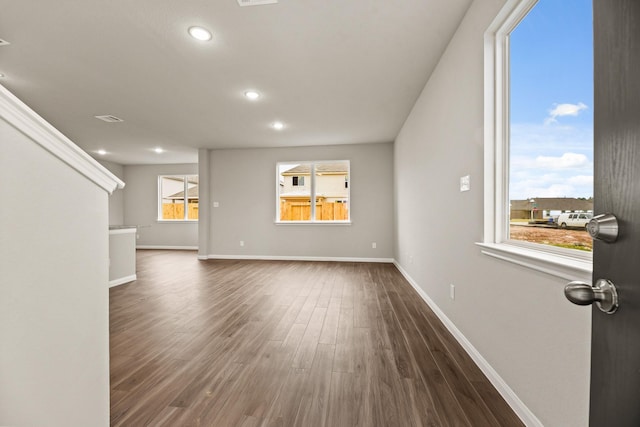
left=110, top=250, right=523, bottom=426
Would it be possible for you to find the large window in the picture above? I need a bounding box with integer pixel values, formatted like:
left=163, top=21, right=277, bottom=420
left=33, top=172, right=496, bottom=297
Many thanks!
left=158, top=175, right=199, bottom=221
left=481, top=0, right=593, bottom=281
left=508, top=0, right=593, bottom=251
left=277, top=161, right=350, bottom=223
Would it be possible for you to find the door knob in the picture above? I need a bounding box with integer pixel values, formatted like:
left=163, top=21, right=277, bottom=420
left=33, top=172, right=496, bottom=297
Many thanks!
left=587, top=213, right=619, bottom=243
left=564, top=279, right=618, bottom=314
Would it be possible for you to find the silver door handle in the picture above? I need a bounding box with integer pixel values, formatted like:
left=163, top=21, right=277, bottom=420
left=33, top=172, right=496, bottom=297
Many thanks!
left=564, top=279, right=618, bottom=314
left=587, top=213, right=619, bottom=242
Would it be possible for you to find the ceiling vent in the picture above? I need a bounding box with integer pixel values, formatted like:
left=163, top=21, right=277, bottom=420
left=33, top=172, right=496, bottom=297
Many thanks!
left=237, top=0, right=278, bottom=6
left=95, top=115, right=124, bottom=123
left=0, top=39, right=10, bottom=47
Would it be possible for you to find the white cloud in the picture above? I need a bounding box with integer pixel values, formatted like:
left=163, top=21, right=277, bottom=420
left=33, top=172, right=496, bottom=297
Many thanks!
left=533, top=184, right=576, bottom=198
left=545, top=102, right=588, bottom=124
left=511, top=152, right=590, bottom=170
left=568, top=175, right=594, bottom=185
left=509, top=119, right=593, bottom=199
left=510, top=122, right=593, bottom=157
left=511, top=183, right=576, bottom=199
left=535, top=152, right=589, bottom=169
left=509, top=173, right=593, bottom=200
left=509, top=160, right=593, bottom=200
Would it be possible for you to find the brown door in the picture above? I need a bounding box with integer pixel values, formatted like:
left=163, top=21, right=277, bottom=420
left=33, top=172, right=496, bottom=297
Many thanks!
left=590, top=1, right=640, bottom=425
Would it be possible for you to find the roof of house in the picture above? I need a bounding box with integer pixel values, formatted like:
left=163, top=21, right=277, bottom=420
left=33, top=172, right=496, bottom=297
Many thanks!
left=163, top=175, right=198, bottom=184
left=167, top=186, right=199, bottom=200
left=510, top=197, right=593, bottom=211
left=282, top=163, right=348, bottom=175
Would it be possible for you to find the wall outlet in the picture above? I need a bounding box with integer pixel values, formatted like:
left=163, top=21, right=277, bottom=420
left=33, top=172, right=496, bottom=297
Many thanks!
left=240, top=240, right=245, bottom=247
left=450, top=284, right=455, bottom=300
left=372, top=242, right=377, bottom=249
left=213, top=201, right=220, bottom=208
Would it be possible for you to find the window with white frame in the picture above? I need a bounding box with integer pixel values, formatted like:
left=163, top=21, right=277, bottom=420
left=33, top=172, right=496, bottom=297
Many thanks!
left=158, top=175, right=199, bottom=221
left=277, top=161, right=350, bottom=223
left=481, top=0, right=593, bottom=281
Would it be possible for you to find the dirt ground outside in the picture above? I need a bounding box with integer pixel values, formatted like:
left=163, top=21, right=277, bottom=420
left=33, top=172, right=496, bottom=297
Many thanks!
left=509, top=224, right=592, bottom=251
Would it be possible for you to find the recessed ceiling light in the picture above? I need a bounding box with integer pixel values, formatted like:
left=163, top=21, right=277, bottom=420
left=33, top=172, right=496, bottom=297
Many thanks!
left=188, top=26, right=212, bottom=41
left=272, top=121, right=285, bottom=130
left=97, top=149, right=107, bottom=155
left=154, top=147, right=164, bottom=154
left=244, top=90, right=260, bottom=100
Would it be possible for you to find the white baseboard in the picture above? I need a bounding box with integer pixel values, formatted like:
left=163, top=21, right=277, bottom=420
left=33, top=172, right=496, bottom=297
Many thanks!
left=136, top=245, right=198, bottom=250
left=109, top=274, right=136, bottom=288
left=392, top=261, right=542, bottom=427
left=202, top=254, right=394, bottom=263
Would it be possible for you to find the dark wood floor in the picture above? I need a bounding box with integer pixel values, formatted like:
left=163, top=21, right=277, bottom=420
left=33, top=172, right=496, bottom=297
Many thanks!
left=110, top=250, right=523, bottom=427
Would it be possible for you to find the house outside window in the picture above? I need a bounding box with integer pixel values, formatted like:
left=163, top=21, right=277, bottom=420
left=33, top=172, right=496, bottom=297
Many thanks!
left=277, top=161, right=350, bottom=223
left=158, top=175, right=199, bottom=221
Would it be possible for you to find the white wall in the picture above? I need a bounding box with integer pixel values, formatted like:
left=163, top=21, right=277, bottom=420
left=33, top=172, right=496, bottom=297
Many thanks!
left=123, top=163, right=198, bottom=248
left=109, top=229, right=137, bottom=286
left=316, top=174, right=349, bottom=200
left=0, top=118, right=111, bottom=426
left=98, top=160, right=125, bottom=226
left=203, top=143, right=393, bottom=260
left=393, top=0, right=591, bottom=425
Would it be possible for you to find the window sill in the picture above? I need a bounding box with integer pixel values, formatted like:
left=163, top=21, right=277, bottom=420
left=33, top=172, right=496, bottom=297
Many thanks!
left=274, top=221, right=352, bottom=226
left=476, top=242, right=592, bottom=283
left=156, top=220, right=198, bottom=223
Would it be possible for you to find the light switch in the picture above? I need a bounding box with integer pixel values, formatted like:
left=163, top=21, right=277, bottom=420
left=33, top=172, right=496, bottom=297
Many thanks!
left=213, top=201, right=220, bottom=208
left=460, top=175, right=470, bottom=192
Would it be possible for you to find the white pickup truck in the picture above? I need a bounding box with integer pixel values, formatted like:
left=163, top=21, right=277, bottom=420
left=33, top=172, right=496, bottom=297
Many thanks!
left=556, top=212, right=592, bottom=229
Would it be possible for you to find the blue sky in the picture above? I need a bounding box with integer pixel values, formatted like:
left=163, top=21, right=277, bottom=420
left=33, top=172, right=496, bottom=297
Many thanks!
left=509, top=0, right=593, bottom=200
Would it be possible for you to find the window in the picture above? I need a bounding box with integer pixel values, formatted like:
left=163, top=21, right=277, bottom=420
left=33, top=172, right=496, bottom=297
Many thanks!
left=481, top=0, right=593, bottom=282
left=158, top=175, right=198, bottom=221
left=508, top=0, right=593, bottom=251
left=277, top=160, right=350, bottom=223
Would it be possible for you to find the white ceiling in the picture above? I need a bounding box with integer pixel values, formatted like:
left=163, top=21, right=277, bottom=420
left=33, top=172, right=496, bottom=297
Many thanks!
left=0, top=0, right=471, bottom=165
